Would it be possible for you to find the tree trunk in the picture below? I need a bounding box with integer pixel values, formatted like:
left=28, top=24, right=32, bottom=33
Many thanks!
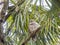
left=0, top=22, right=4, bottom=45
left=0, top=0, right=8, bottom=45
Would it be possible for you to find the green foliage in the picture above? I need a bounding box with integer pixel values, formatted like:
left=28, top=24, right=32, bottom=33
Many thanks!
left=5, top=0, right=60, bottom=45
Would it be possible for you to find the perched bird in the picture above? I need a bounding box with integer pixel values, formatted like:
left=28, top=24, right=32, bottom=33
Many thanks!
left=28, top=19, right=40, bottom=41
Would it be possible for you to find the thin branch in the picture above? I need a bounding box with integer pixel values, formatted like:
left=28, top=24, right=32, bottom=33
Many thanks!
left=22, top=27, right=41, bottom=45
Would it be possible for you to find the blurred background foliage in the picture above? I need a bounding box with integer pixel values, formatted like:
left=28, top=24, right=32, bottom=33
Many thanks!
left=4, top=0, right=60, bottom=45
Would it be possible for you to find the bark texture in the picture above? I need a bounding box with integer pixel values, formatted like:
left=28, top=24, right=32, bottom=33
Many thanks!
left=0, top=0, right=8, bottom=45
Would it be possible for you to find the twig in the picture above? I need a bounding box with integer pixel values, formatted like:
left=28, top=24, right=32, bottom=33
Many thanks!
left=22, top=27, right=40, bottom=45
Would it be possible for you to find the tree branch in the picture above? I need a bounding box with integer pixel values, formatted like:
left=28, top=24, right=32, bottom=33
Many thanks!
left=22, top=27, right=41, bottom=45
